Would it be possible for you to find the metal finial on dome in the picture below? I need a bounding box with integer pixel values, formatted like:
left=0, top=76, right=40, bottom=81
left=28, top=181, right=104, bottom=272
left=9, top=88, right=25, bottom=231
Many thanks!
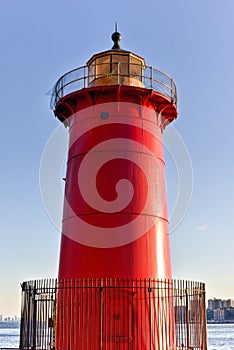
left=111, top=23, right=121, bottom=49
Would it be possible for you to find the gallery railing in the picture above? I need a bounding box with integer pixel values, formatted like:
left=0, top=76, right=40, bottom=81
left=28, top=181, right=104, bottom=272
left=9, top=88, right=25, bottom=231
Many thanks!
left=50, top=63, right=177, bottom=110
left=19, top=279, right=207, bottom=350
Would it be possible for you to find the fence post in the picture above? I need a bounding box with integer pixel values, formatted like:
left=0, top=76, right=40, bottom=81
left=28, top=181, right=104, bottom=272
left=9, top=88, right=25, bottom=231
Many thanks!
left=185, top=283, right=190, bottom=348
left=99, top=280, right=103, bottom=350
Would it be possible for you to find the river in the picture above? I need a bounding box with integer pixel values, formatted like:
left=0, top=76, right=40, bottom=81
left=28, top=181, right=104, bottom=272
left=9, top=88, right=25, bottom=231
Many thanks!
left=0, top=322, right=233, bottom=349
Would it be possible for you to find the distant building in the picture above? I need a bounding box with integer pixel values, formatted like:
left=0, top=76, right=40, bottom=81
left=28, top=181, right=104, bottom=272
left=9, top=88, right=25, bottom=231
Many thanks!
left=207, top=298, right=234, bottom=322
left=213, top=309, right=225, bottom=322
left=206, top=309, right=214, bottom=321
left=208, top=298, right=222, bottom=310
left=224, top=308, right=234, bottom=322
left=4, top=317, right=11, bottom=322
left=208, top=298, right=234, bottom=310
left=222, top=299, right=234, bottom=308
left=0, top=314, right=2, bottom=322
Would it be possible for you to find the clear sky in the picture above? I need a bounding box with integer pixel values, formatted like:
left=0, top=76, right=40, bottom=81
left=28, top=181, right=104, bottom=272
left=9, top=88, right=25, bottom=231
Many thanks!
left=0, top=0, right=234, bottom=317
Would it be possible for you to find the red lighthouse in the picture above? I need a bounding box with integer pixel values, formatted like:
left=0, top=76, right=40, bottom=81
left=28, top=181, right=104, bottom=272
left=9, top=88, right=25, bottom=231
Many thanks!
left=52, top=30, right=177, bottom=349
left=19, top=31, right=207, bottom=350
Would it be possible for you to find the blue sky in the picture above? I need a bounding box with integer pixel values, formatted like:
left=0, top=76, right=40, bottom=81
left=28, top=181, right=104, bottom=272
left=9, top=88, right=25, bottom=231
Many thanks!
left=0, top=0, right=234, bottom=316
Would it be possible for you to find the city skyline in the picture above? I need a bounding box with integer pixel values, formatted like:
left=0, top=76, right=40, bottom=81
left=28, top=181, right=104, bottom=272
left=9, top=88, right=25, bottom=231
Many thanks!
left=1, top=0, right=234, bottom=317
left=0, top=315, right=20, bottom=322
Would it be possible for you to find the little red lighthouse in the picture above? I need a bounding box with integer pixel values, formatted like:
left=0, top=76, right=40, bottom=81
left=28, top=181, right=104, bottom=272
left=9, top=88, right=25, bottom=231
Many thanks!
left=19, top=30, right=208, bottom=350
left=52, top=30, right=177, bottom=349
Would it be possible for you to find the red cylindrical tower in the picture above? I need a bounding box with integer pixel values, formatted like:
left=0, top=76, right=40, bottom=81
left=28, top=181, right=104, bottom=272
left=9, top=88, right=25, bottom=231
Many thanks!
left=52, top=31, right=178, bottom=349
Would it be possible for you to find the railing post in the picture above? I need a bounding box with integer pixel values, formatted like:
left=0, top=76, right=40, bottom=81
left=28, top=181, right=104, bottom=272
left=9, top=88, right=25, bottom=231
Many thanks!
left=150, top=67, right=153, bottom=89
left=84, top=66, right=86, bottom=89
left=61, top=77, right=64, bottom=99
left=170, top=78, right=174, bottom=101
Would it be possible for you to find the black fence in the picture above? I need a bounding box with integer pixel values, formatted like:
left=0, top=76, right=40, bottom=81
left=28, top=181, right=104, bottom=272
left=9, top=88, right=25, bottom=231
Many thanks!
left=20, top=279, right=207, bottom=350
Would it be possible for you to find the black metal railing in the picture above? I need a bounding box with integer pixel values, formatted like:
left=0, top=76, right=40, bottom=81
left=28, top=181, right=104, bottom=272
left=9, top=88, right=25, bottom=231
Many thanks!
left=19, top=278, right=207, bottom=350
left=50, top=63, right=177, bottom=110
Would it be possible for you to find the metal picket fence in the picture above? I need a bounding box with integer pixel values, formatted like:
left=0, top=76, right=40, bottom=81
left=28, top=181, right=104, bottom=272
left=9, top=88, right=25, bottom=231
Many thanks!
left=19, top=279, right=207, bottom=350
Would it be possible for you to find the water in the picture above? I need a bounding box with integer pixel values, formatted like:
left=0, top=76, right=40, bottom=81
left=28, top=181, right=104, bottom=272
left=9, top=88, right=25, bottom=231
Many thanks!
left=0, top=322, right=20, bottom=348
left=0, top=322, right=233, bottom=349
left=208, top=324, right=234, bottom=349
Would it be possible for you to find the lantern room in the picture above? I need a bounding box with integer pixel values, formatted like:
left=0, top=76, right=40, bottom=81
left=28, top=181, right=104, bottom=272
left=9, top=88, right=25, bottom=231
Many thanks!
left=87, top=31, right=146, bottom=88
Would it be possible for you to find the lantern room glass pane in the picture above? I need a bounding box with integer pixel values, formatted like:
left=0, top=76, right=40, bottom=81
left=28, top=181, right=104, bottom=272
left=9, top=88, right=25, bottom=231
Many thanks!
left=130, top=56, right=143, bottom=81
left=88, top=59, right=96, bottom=83
left=112, top=54, right=129, bottom=75
left=96, top=56, right=110, bottom=77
